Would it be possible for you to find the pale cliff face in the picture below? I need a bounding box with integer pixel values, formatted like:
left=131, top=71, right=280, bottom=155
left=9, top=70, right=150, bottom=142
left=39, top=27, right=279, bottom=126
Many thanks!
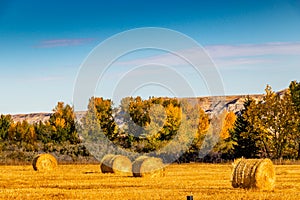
left=10, top=93, right=268, bottom=124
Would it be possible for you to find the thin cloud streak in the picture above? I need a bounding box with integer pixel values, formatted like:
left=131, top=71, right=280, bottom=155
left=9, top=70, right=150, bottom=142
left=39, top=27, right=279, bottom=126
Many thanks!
left=35, top=38, right=95, bottom=48
left=21, top=76, right=65, bottom=82
left=206, top=42, right=300, bottom=58
left=115, top=42, right=300, bottom=68
left=213, top=58, right=273, bottom=68
left=36, top=76, right=65, bottom=81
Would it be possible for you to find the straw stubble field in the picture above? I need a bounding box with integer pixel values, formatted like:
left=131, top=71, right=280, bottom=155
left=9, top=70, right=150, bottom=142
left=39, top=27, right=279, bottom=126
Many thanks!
left=0, top=163, right=300, bottom=199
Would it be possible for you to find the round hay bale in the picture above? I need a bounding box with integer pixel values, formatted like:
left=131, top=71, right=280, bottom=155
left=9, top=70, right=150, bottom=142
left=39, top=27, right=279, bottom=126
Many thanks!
left=32, top=153, right=57, bottom=171
left=231, top=158, right=275, bottom=191
left=132, top=156, right=165, bottom=178
left=100, top=154, right=116, bottom=173
left=100, top=154, right=132, bottom=176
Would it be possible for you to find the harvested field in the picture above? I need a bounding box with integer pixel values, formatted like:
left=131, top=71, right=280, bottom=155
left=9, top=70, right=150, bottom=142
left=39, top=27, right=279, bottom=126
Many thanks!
left=0, top=164, right=300, bottom=199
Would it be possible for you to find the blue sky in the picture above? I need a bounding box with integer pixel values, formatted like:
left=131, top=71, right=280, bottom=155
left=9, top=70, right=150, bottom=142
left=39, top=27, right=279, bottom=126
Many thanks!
left=0, top=0, right=300, bottom=114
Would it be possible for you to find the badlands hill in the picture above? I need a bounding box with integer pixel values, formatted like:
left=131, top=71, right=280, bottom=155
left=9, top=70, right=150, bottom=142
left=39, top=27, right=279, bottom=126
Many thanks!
left=11, top=93, right=268, bottom=124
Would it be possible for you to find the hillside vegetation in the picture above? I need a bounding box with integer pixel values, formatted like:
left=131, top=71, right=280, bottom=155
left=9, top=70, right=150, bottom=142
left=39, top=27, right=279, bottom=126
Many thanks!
left=0, top=81, right=299, bottom=163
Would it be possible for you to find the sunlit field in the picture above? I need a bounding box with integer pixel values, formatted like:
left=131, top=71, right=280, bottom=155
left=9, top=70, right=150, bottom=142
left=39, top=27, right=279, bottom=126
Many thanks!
left=1, top=163, right=300, bottom=200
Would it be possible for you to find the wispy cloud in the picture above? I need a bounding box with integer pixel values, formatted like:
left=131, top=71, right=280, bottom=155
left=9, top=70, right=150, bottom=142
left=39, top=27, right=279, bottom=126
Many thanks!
left=206, top=42, right=300, bottom=58
left=22, top=76, right=65, bottom=83
left=35, top=76, right=65, bottom=81
left=117, top=52, right=186, bottom=66
left=35, top=38, right=95, bottom=48
left=115, top=42, right=300, bottom=68
left=213, top=57, right=273, bottom=68
left=207, top=42, right=300, bottom=68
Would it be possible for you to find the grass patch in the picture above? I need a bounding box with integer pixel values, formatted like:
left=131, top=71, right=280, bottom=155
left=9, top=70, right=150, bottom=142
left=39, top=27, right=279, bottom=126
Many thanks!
left=0, top=164, right=300, bottom=199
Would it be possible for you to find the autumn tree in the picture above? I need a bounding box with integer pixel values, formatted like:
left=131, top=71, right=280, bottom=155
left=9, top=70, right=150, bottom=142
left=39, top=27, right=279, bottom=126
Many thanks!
left=8, top=120, right=37, bottom=150
left=251, top=86, right=298, bottom=159
left=220, top=111, right=237, bottom=139
left=211, top=111, right=237, bottom=159
left=80, top=97, right=102, bottom=142
left=230, top=85, right=299, bottom=159
left=188, top=104, right=210, bottom=154
left=79, top=97, right=121, bottom=160
left=93, top=97, right=119, bottom=141
left=48, top=102, right=79, bottom=144
left=80, top=97, right=119, bottom=143
left=117, top=97, right=185, bottom=153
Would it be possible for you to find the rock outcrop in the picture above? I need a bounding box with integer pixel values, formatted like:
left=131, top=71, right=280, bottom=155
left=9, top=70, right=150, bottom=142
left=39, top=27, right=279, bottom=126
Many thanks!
left=10, top=93, right=272, bottom=123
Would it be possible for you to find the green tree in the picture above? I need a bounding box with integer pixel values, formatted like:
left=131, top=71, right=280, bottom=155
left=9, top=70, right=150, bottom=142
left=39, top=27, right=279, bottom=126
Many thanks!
left=34, top=121, right=53, bottom=144
left=290, top=81, right=300, bottom=111
left=251, top=86, right=298, bottom=159
left=289, top=80, right=300, bottom=158
left=0, top=114, right=12, bottom=141
left=230, top=97, right=260, bottom=158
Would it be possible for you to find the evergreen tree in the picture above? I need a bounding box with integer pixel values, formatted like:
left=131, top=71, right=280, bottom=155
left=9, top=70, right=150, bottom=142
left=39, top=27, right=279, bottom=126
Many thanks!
left=289, top=80, right=300, bottom=158
left=230, top=97, right=259, bottom=158
left=290, top=80, right=300, bottom=111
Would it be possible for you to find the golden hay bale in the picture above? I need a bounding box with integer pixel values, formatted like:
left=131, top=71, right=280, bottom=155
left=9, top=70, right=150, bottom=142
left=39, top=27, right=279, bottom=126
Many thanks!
left=100, top=154, right=132, bottom=176
left=32, top=154, right=58, bottom=171
left=100, top=154, right=116, bottom=173
left=231, top=158, right=275, bottom=191
left=132, top=156, right=165, bottom=178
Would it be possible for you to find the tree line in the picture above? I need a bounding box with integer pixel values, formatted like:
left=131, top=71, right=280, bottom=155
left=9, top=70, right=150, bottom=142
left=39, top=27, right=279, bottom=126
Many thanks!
left=0, top=81, right=299, bottom=163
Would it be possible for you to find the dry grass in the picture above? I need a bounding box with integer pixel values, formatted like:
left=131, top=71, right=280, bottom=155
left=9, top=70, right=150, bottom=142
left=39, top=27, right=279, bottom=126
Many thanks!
left=0, top=163, right=300, bottom=199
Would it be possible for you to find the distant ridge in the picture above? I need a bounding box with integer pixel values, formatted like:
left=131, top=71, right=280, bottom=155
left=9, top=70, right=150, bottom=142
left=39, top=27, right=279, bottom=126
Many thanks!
left=11, top=90, right=288, bottom=124
left=11, top=111, right=86, bottom=124
left=11, top=112, right=52, bottom=124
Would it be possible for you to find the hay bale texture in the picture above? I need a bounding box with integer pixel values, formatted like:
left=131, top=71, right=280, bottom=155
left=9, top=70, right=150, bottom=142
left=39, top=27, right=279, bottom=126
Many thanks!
left=100, top=154, right=132, bottom=176
left=132, top=156, right=165, bottom=178
left=32, top=154, right=58, bottom=171
left=231, top=158, right=275, bottom=191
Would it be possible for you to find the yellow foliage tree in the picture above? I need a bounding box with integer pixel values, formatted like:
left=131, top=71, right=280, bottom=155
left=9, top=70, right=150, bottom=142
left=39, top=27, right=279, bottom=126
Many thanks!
left=220, top=111, right=237, bottom=139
